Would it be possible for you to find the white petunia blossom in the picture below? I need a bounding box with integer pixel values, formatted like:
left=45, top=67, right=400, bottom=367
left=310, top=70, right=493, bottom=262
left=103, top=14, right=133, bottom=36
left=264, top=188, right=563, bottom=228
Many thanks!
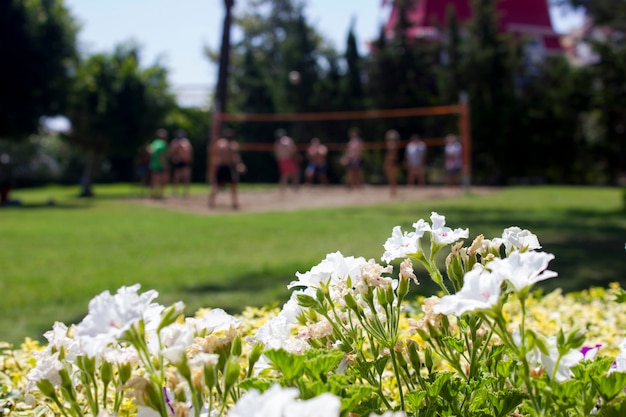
left=434, top=266, right=502, bottom=316
left=192, top=308, right=241, bottom=335
left=487, top=251, right=557, bottom=292
left=382, top=226, right=423, bottom=263
left=283, top=392, right=341, bottom=417
left=428, top=212, right=469, bottom=245
left=289, top=251, right=367, bottom=290
left=155, top=321, right=196, bottom=363
left=74, top=284, right=163, bottom=356
left=42, top=321, right=82, bottom=361
left=251, top=293, right=309, bottom=354
left=501, top=226, right=541, bottom=253
left=26, top=350, right=64, bottom=391
left=527, top=336, right=583, bottom=382
left=229, top=384, right=341, bottom=417
left=610, top=339, right=626, bottom=373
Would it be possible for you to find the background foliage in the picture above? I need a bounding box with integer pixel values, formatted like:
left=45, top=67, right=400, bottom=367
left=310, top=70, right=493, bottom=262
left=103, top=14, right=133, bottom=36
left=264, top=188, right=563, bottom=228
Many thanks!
left=2, top=0, right=626, bottom=189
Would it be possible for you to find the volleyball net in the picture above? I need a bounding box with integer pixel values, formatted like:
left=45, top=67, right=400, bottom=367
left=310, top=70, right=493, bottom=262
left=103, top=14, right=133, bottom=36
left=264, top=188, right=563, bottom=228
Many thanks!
left=210, top=98, right=472, bottom=187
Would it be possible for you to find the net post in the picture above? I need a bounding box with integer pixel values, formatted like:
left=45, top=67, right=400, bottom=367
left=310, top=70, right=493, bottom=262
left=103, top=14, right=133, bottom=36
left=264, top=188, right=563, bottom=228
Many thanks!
left=208, top=102, right=222, bottom=185
left=459, top=92, right=472, bottom=193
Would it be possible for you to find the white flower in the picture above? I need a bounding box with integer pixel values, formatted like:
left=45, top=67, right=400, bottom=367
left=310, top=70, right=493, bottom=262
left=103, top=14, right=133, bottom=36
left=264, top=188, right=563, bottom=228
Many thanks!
left=283, top=392, right=341, bottom=417
left=475, top=237, right=503, bottom=254
left=412, top=218, right=432, bottom=236
left=188, top=352, right=219, bottom=368
left=610, top=339, right=626, bottom=373
left=501, top=226, right=541, bottom=253
left=360, top=259, right=394, bottom=290
left=434, top=266, right=502, bottom=316
left=156, top=321, right=196, bottom=363
left=74, top=284, right=163, bottom=357
left=399, top=258, right=418, bottom=285
left=229, top=384, right=341, bottom=417
left=487, top=251, right=557, bottom=292
left=381, top=226, right=423, bottom=263
left=102, top=345, right=139, bottom=365
left=279, top=295, right=304, bottom=324
left=192, top=308, right=241, bottom=334
left=527, top=336, right=583, bottom=382
left=252, top=313, right=295, bottom=350
left=369, top=412, right=408, bottom=417
left=289, top=251, right=366, bottom=290
left=42, top=321, right=81, bottom=361
left=26, top=350, right=63, bottom=390
left=428, top=212, right=469, bottom=245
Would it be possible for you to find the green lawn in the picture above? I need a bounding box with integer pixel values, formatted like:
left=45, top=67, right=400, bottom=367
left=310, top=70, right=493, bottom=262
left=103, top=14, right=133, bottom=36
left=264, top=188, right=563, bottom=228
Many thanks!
left=0, top=184, right=624, bottom=345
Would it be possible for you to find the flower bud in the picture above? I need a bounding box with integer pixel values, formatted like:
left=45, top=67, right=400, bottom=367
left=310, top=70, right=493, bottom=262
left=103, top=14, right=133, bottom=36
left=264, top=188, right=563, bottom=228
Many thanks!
left=223, top=356, right=241, bottom=394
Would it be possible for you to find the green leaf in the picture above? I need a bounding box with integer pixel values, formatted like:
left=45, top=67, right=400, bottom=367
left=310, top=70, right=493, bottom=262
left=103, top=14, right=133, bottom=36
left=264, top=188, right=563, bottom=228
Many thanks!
left=442, top=336, right=465, bottom=354
left=597, top=397, right=626, bottom=417
left=427, top=372, right=453, bottom=397
left=614, top=288, right=626, bottom=304
left=592, top=371, right=626, bottom=402
left=237, top=377, right=273, bottom=392
left=373, top=356, right=389, bottom=377
left=303, top=349, right=344, bottom=379
left=296, top=293, right=318, bottom=309
left=264, top=349, right=304, bottom=381
left=490, top=389, right=526, bottom=417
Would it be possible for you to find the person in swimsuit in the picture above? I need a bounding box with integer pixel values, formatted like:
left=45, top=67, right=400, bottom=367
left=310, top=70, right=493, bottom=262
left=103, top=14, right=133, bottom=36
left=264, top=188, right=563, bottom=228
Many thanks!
left=274, top=129, right=300, bottom=194
left=341, top=127, right=365, bottom=188
left=208, top=128, right=246, bottom=209
left=168, top=129, right=193, bottom=197
left=383, top=129, right=401, bottom=196
left=444, top=134, right=462, bottom=186
left=405, top=134, right=427, bottom=186
left=304, top=137, right=328, bottom=185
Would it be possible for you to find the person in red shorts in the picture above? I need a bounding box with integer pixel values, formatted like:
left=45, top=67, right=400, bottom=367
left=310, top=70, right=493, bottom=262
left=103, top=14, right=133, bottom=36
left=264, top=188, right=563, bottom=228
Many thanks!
left=274, top=129, right=301, bottom=194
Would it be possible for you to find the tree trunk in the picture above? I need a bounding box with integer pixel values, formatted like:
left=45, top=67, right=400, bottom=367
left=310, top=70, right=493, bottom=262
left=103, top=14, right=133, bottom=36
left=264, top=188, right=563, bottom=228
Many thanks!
left=79, top=149, right=97, bottom=197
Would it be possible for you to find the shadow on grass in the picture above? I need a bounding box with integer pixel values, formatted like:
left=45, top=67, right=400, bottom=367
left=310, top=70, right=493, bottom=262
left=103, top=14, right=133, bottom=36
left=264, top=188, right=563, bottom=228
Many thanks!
left=0, top=201, right=87, bottom=210
left=186, top=205, right=625, bottom=312
left=419, top=207, right=625, bottom=294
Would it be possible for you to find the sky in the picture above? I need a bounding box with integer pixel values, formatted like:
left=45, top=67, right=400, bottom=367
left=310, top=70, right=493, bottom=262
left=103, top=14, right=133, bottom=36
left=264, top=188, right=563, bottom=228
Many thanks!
left=63, top=0, right=585, bottom=108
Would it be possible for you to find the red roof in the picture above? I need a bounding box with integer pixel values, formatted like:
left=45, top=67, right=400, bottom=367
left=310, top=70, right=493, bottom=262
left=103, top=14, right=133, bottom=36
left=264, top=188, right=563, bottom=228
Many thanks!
left=384, top=0, right=562, bottom=52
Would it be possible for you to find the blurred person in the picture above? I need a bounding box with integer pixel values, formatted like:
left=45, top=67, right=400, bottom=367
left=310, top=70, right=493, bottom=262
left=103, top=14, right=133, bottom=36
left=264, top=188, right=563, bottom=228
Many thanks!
left=274, top=129, right=300, bottom=193
left=134, top=142, right=151, bottom=191
left=405, top=134, right=427, bottom=186
left=383, top=129, right=401, bottom=196
left=341, top=127, right=365, bottom=188
left=168, top=129, right=193, bottom=197
left=304, top=137, right=328, bottom=185
left=149, top=128, right=169, bottom=199
left=0, top=153, right=13, bottom=206
left=208, top=128, right=246, bottom=210
left=444, top=134, right=462, bottom=186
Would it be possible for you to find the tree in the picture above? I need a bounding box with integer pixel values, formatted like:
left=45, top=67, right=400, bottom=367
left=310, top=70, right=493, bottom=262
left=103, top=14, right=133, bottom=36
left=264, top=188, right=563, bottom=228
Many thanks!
left=0, top=0, right=78, bottom=140
left=462, top=0, right=521, bottom=184
left=66, top=44, right=175, bottom=196
left=562, top=0, right=626, bottom=183
left=342, top=24, right=365, bottom=111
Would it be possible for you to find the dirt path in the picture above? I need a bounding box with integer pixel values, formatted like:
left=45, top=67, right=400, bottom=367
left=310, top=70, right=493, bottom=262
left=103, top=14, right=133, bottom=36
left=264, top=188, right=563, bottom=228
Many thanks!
left=130, top=185, right=498, bottom=215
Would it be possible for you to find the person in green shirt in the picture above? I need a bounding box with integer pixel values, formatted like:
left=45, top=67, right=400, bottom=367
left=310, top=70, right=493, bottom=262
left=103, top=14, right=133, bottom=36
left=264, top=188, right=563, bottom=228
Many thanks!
left=149, top=128, right=169, bottom=198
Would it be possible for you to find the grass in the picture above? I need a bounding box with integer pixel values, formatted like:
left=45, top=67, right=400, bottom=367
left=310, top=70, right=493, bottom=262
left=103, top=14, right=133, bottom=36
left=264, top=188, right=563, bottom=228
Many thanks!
left=0, top=183, right=624, bottom=345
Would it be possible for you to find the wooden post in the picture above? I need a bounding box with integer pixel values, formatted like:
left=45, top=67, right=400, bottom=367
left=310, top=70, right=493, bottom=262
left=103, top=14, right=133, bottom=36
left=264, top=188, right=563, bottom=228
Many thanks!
left=459, top=92, right=472, bottom=192
left=208, top=0, right=234, bottom=184
left=207, top=104, right=221, bottom=184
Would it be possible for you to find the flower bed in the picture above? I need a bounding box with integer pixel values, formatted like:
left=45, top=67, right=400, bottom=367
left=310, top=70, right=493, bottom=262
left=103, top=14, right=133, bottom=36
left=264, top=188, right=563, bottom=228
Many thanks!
left=1, top=212, right=626, bottom=417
